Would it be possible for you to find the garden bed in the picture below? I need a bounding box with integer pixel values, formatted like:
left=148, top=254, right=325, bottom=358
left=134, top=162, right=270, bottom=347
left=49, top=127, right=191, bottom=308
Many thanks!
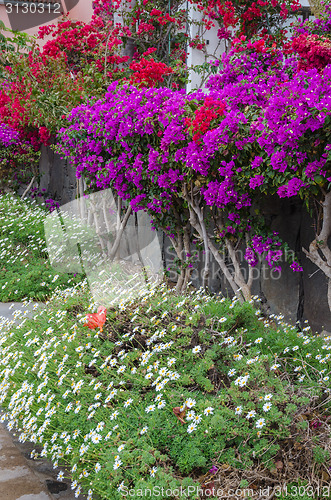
left=0, top=281, right=329, bottom=499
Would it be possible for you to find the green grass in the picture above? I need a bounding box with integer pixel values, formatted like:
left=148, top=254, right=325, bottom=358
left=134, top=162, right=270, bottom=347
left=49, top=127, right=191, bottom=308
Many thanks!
left=0, top=194, right=84, bottom=301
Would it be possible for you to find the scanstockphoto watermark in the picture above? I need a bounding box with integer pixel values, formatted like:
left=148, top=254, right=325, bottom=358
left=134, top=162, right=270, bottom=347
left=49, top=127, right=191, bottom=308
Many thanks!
left=44, top=188, right=164, bottom=308
left=4, top=0, right=79, bottom=32
left=119, top=484, right=331, bottom=498
left=165, top=246, right=285, bottom=283
left=119, top=485, right=265, bottom=498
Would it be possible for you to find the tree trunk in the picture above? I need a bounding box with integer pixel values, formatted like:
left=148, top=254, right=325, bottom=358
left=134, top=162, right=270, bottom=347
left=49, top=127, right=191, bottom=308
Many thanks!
left=303, top=191, right=331, bottom=313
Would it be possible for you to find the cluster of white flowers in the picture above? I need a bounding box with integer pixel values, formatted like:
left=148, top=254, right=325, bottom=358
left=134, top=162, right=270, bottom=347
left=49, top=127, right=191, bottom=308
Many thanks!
left=0, top=259, right=329, bottom=500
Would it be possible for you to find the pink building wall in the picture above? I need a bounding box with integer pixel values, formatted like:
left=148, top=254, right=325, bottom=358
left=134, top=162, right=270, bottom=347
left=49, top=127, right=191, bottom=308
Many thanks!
left=0, top=0, right=94, bottom=42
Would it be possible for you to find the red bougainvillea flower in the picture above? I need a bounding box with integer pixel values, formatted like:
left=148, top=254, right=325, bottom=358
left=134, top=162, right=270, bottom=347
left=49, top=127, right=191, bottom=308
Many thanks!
left=84, top=306, right=107, bottom=332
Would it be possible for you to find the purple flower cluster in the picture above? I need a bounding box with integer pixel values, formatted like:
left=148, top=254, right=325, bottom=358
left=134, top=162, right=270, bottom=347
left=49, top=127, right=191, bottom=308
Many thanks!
left=45, top=198, right=60, bottom=212
left=58, top=83, right=189, bottom=209
left=245, top=235, right=283, bottom=271
left=0, top=124, right=21, bottom=147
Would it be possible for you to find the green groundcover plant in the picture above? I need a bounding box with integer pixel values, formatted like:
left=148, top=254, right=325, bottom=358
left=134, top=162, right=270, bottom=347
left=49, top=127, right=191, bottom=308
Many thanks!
left=0, top=194, right=83, bottom=301
left=0, top=281, right=330, bottom=499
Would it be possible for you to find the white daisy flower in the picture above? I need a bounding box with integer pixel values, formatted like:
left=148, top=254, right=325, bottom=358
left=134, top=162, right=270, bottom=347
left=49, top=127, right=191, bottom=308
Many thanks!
left=204, top=407, right=214, bottom=416
left=145, top=405, right=155, bottom=413
left=57, top=471, right=64, bottom=481
left=113, top=459, right=122, bottom=470
left=117, top=482, right=125, bottom=492
left=246, top=410, right=256, bottom=420
left=91, top=433, right=102, bottom=444
left=193, top=414, right=202, bottom=424
left=187, top=423, right=197, bottom=434
left=150, top=466, right=157, bottom=477
left=186, top=410, right=196, bottom=421
left=234, top=406, right=243, bottom=415
left=256, top=418, right=266, bottom=429
left=185, top=398, right=196, bottom=408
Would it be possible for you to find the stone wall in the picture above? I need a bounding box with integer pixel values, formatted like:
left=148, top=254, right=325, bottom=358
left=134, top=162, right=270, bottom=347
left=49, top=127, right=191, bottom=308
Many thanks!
left=39, top=146, right=331, bottom=333
left=38, top=144, right=77, bottom=206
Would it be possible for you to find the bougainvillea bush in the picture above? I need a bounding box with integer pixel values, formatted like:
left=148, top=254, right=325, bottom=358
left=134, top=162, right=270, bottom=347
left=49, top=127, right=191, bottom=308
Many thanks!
left=0, top=0, right=224, bottom=178
left=0, top=15, right=127, bottom=142
left=57, top=19, right=331, bottom=306
left=0, top=283, right=330, bottom=499
left=194, top=0, right=300, bottom=43
left=93, top=0, right=301, bottom=87
left=0, top=0, right=302, bottom=166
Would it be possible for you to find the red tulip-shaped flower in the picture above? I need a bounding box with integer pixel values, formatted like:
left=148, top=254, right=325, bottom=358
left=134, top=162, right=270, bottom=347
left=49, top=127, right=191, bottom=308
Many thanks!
left=84, top=306, right=107, bottom=332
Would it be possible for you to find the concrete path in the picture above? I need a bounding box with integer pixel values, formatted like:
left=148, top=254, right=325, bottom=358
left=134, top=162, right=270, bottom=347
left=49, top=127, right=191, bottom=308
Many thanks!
left=0, top=423, right=52, bottom=500
left=0, top=421, right=85, bottom=499
left=0, top=302, right=44, bottom=323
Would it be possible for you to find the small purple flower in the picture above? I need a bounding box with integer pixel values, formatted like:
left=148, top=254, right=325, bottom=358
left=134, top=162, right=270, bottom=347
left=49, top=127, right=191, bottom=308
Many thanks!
left=251, top=156, right=263, bottom=169
left=290, top=262, right=303, bottom=272
left=249, top=175, right=265, bottom=190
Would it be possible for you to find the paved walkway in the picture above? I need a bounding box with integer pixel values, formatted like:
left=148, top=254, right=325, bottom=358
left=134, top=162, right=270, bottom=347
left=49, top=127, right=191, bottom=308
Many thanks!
left=0, top=302, right=44, bottom=322
left=0, top=422, right=52, bottom=500
left=0, top=303, right=83, bottom=500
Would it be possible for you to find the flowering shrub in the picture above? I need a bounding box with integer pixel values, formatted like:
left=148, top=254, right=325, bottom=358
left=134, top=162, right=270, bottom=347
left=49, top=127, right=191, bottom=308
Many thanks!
left=0, top=1, right=215, bottom=150
left=0, top=52, right=88, bottom=141
left=129, top=57, right=173, bottom=87
left=185, top=96, right=226, bottom=142
left=38, top=15, right=128, bottom=78
left=113, top=0, right=191, bottom=64
left=0, top=283, right=329, bottom=499
left=291, top=33, right=331, bottom=70
left=57, top=5, right=331, bottom=305
left=58, top=52, right=314, bottom=300
left=0, top=14, right=132, bottom=143
left=0, top=123, right=40, bottom=188
left=0, top=0, right=304, bottom=153
left=190, top=0, right=300, bottom=44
